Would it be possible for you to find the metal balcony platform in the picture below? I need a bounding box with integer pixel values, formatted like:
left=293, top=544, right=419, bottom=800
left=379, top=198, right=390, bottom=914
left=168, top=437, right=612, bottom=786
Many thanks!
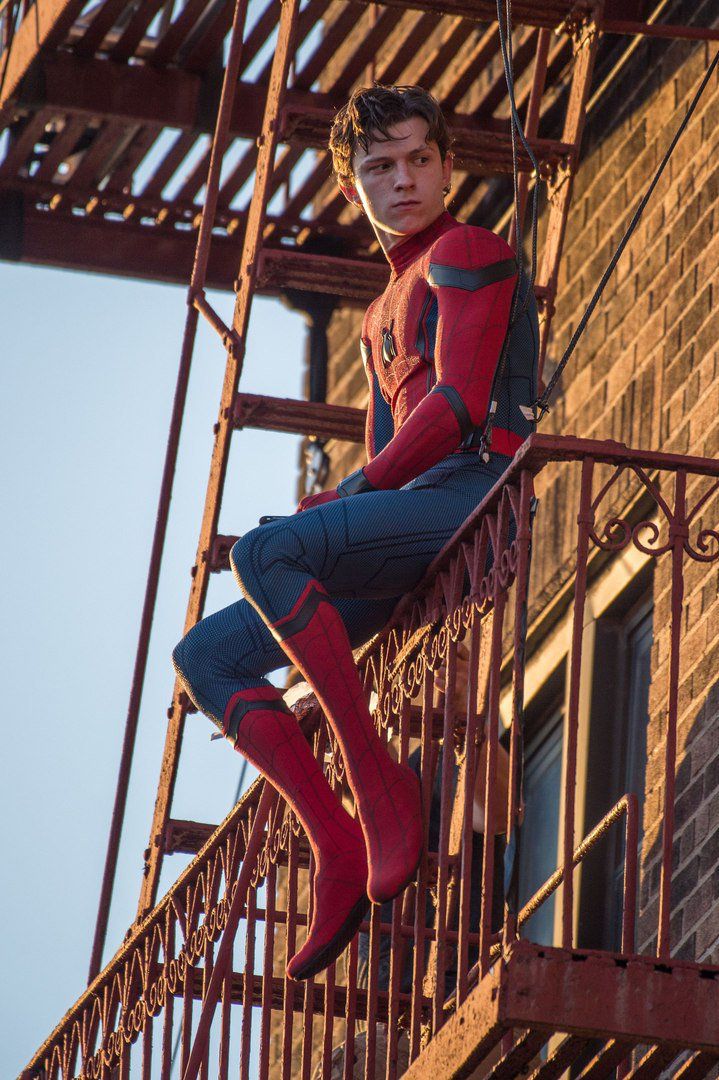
left=405, top=941, right=719, bottom=1080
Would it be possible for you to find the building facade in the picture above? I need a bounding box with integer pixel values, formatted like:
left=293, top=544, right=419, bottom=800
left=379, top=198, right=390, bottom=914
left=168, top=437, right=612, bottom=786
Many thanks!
left=311, top=0, right=719, bottom=971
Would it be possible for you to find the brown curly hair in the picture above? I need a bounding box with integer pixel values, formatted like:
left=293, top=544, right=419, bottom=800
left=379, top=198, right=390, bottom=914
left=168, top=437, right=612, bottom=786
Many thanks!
left=328, top=84, right=452, bottom=186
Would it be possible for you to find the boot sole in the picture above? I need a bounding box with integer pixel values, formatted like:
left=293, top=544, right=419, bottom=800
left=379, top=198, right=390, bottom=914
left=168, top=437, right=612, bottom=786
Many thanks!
left=287, top=892, right=371, bottom=982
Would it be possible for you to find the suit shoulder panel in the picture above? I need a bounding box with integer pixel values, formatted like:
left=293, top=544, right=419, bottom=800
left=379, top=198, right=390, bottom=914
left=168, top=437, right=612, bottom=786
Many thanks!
left=427, top=223, right=514, bottom=269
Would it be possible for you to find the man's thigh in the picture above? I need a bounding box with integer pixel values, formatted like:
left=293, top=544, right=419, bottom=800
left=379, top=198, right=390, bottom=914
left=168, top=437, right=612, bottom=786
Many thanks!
left=286, top=482, right=483, bottom=599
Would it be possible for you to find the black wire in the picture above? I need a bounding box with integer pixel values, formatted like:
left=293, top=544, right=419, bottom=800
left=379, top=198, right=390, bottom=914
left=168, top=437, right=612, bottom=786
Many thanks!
left=479, top=0, right=541, bottom=456
left=497, top=0, right=541, bottom=312
left=534, top=46, right=719, bottom=421
left=233, top=756, right=249, bottom=805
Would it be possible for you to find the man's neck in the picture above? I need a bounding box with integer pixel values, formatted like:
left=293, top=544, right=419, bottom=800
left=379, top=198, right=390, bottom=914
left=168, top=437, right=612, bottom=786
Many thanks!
left=379, top=210, right=458, bottom=276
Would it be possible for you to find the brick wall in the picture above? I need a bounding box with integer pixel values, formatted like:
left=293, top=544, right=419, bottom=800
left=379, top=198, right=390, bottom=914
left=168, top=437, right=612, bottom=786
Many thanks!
left=541, top=8, right=719, bottom=962
left=314, top=4, right=719, bottom=966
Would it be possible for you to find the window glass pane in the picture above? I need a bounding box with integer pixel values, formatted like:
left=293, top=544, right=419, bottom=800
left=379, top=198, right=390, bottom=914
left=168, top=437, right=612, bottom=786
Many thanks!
left=624, top=611, right=653, bottom=810
left=609, top=607, right=653, bottom=947
left=518, top=710, right=563, bottom=945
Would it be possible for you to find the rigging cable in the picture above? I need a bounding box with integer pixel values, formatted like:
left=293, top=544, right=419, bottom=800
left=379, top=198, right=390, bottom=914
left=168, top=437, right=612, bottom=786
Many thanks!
left=525, top=43, right=719, bottom=423
left=478, top=0, right=541, bottom=458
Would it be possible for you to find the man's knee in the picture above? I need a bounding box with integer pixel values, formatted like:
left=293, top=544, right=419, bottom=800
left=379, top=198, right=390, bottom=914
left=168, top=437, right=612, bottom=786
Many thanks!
left=171, top=620, right=221, bottom=701
left=230, top=523, right=288, bottom=594
left=228, top=530, right=257, bottom=586
left=171, top=626, right=198, bottom=686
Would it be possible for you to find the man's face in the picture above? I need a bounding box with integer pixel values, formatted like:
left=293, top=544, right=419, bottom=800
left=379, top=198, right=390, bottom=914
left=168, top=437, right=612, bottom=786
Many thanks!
left=346, top=115, right=452, bottom=244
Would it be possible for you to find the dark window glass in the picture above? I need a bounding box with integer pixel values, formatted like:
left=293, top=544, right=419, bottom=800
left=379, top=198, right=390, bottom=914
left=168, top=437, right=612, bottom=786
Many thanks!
left=518, top=706, right=563, bottom=945
left=579, top=588, right=653, bottom=952
left=607, top=607, right=652, bottom=948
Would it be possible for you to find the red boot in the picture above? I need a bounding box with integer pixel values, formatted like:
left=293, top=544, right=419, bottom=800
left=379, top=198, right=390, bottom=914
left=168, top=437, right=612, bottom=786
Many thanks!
left=223, top=687, right=369, bottom=981
left=272, top=584, right=423, bottom=904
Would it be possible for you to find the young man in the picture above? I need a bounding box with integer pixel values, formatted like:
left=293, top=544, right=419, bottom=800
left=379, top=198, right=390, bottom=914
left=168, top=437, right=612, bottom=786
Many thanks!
left=172, top=84, right=538, bottom=981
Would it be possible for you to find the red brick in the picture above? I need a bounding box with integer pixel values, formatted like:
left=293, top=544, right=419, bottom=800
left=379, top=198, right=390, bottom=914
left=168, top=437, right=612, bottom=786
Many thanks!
left=674, top=44, right=714, bottom=111
left=695, top=903, right=719, bottom=960
left=698, top=348, right=718, bottom=396
left=663, top=341, right=695, bottom=403
left=664, top=265, right=700, bottom=334
left=675, top=775, right=705, bottom=831
left=681, top=284, right=713, bottom=343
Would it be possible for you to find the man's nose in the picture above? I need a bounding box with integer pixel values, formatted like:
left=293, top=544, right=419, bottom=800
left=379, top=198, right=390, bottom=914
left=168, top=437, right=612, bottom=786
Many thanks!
left=393, top=162, right=414, bottom=187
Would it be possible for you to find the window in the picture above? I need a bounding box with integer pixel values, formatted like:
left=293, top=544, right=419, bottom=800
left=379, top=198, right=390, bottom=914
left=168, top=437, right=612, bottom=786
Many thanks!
left=578, top=579, right=653, bottom=951
left=517, top=704, right=564, bottom=944
left=504, top=548, right=654, bottom=954
left=514, top=665, right=565, bottom=947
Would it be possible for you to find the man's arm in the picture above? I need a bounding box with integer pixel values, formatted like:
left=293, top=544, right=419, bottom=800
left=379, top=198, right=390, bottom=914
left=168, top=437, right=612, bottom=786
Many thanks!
left=360, top=227, right=517, bottom=492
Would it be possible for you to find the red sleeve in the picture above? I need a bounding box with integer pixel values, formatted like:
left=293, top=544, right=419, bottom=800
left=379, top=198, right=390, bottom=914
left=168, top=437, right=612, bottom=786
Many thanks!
left=363, top=226, right=517, bottom=490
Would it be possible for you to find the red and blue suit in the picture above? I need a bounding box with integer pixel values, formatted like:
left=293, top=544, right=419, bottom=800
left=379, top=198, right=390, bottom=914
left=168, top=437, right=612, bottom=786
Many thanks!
left=172, top=209, right=538, bottom=980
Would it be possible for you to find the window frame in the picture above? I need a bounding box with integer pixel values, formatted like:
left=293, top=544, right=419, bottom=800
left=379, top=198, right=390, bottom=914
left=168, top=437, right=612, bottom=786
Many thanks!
left=499, top=515, right=656, bottom=949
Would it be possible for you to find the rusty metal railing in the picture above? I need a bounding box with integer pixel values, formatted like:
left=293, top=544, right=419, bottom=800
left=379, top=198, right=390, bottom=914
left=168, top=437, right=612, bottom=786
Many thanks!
left=23, top=433, right=719, bottom=1079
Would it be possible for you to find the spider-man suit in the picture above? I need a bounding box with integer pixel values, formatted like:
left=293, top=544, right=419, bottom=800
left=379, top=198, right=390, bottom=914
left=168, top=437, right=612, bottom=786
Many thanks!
left=172, top=209, right=538, bottom=980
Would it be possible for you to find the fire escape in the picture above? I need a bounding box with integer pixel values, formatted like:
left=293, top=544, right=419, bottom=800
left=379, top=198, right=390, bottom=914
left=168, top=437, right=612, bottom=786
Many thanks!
left=5, top=0, right=719, bottom=1075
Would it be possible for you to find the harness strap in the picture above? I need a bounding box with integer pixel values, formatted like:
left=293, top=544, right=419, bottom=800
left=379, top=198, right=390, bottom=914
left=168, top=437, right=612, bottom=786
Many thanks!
left=458, top=426, right=523, bottom=457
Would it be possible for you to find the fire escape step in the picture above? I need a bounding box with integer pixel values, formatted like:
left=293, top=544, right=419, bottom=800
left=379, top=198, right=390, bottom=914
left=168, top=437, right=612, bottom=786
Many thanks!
left=163, top=817, right=312, bottom=864
left=577, top=1041, right=638, bottom=1080
left=487, top=1030, right=550, bottom=1080
left=673, top=1052, right=719, bottom=1080
left=163, top=818, right=218, bottom=855
left=528, top=1034, right=588, bottom=1080
left=232, top=392, right=366, bottom=442
left=625, top=1045, right=686, bottom=1080
left=282, top=103, right=573, bottom=172
left=256, top=246, right=552, bottom=309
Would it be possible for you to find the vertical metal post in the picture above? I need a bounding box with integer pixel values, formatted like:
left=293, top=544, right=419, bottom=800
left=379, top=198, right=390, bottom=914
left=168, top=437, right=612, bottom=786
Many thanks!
left=343, top=936, right=359, bottom=1080
left=657, top=469, right=687, bottom=958
left=456, top=602, right=482, bottom=1004
left=182, top=783, right=278, bottom=1080
left=161, top=916, right=176, bottom=1078
left=259, top=860, right=277, bottom=1077
left=138, top=0, right=301, bottom=919
left=537, top=5, right=603, bottom=382
left=409, top=666, right=436, bottom=1062
left=88, top=296, right=200, bottom=981
left=561, top=456, right=594, bottom=948
left=386, top=695, right=412, bottom=1074
left=281, top=828, right=299, bottom=1079
left=622, top=793, right=639, bottom=955
left=130, top=0, right=252, bottom=920
left=433, top=574, right=460, bottom=1030
left=503, top=471, right=534, bottom=947
left=479, top=495, right=510, bottom=975
left=218, top=962, right=232, bottom=1080
left=240, top=886, right=258, bottom=1080
left=508, top=28, right=550, bottom=252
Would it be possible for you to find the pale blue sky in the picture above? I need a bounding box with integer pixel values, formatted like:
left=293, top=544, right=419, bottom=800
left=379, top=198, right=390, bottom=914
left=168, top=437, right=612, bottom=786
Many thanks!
left=0, top=260, right=307, bottom=1075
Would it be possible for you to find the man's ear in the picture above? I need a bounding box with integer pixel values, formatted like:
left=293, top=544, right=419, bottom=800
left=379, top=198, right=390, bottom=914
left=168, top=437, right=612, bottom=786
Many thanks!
left=338, top=178, right=361, bottom=207
left=442, top=152, right=454, bottom=192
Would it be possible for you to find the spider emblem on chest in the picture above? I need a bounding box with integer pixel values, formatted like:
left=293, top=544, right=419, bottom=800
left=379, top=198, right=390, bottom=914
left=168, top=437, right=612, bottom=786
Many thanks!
left=381, top=321, right=398, bottom=367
